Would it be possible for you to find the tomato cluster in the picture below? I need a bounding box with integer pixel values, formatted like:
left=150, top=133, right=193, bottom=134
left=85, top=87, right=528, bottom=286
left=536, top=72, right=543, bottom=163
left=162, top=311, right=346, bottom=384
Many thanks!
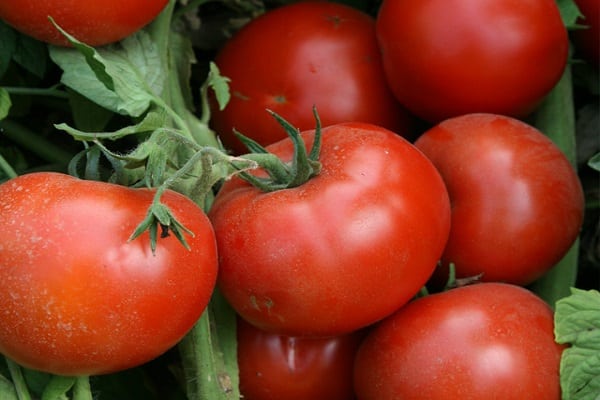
left=0, top=0, right=593, bottom=399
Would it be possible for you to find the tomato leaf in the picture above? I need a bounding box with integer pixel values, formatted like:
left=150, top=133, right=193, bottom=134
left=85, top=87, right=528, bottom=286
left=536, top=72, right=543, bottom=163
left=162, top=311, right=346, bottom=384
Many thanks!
left=0, top=374, right=18, bottom=400
left=49, top=30, right=163, bottom=117
left=588, top=152, right=600, bottom=171
left=0, top=88, right=11, bottom=121
left=556, top=0, right=583, bottom=29
left=207, top=62, right=231, bottom=112
left=555, top=288, right=600, bottom=400
left=0, top=21, right=17, bottom=79
left=55, top=109, right=167, bottom=141
left=41, top=375, right=75, bottom=400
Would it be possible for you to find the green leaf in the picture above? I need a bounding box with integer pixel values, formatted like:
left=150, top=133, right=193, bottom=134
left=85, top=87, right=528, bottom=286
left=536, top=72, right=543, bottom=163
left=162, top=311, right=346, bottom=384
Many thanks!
left=67, top=89, right=114, bottom=132
left=207, top=62, right=231, bottom=111
left=49, top=30, right=164, bottom=117
left=55, top=109, right=167, bottom=141
left=555, top=288, right=600, bottom=400
left=12, top=33, right=48, bottom=79
left=0, top=88, right=12, bottom=120
left=0, top=21, right=17, bottom=78
left=557, top=0, right=583, bottom=28
left=588, top=152, right=600, bottom=171
left=41, top=375, right=75, bottom=400
left=0, top=374, right=18, bottom=400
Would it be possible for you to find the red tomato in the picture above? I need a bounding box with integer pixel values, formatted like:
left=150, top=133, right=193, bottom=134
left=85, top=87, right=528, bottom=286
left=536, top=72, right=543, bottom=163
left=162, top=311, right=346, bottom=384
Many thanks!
left=210, top=1, right=415, bottom=155
left=237, top=318, right=362, bottom=400
left=376, top=0, right=569, bottom=122
left=414, top=113, right=584, bottom=286
left=0, top=0, right=168, bottom=46
left=354, top=282, right=564, bottom=400
left=572, top=0, right=600, bottom=67
left=208, top=122, right=451, bottom=337
left=0, top=172, right=218, bottom=375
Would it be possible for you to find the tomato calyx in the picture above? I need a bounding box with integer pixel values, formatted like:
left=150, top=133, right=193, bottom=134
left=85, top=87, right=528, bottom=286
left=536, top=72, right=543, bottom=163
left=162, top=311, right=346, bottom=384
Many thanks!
left=235, top=107, right=322, bottom=192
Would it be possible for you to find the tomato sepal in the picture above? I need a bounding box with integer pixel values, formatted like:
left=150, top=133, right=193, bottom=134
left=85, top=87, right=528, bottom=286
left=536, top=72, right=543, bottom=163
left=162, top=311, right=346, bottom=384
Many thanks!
left=235, top=107, right=322, bottom=192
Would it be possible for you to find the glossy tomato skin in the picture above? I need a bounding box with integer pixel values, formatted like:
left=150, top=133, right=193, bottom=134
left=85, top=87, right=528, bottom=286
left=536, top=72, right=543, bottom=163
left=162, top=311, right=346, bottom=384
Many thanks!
left=0, top=0, right=168, bottom=46
left=354, top=282, right=563, bottom=400
left=0, top=172, right=218, bottom=375
left=237, top=318, right=362, bottom=400
left=414, top=114, right=584, bottom=286
left=210, top=1, right=415, bottom=155
left=572, top=0, right=600, bottom=67
left=376, top=0, right=569, bottom=122
left=209, top=122, right=451, bottom=337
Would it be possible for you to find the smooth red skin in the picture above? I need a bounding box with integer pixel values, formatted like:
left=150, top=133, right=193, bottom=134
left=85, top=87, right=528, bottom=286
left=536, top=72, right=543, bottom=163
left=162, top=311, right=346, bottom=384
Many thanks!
left=376, top=0, right=569, bottom=123
left=237, top=318, right=361, bottom=400
left=209, top=122, right=451, bottom=337
left=210, top=1, right=415, bottom=155
left=0, top=172, right=218, bottom=376
left=415, top=114, right=584, bottom=286
left=572, top=0, right=600, bottom=67
left=0, top=0, right=168, bottom=46
left=354, top=283, right=563, bottom=400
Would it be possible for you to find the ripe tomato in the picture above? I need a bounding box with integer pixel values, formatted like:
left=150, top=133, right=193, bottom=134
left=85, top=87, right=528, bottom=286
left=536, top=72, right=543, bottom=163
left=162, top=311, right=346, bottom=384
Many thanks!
left=210, top=1, right=415, bottom=155
left=353, top=282, right=564, bottom=400
left=209, top=122, right=451, bottom=337
left=414, top=113, right=584, bottom=286
left=0, top=172, right=218, bottom=376
left=237, top=318, right=362, bottom=400
left=376, top=0, right=569, bottom=122
left=572, top=0, right=600, bottom=67
left=0, top=0, right=168, bottom=46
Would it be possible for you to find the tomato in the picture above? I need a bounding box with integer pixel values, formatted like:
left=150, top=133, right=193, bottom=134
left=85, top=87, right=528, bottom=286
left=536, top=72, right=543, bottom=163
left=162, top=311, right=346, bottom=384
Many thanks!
left=414, top=114, right=584, bottom=286
left=208, top=122, right=451, bottom=337
left=0, top=0, right=168, bottom=46
left=572, top=0, right=600, bottom=67
left=237, top=318, right=362, bottom=400
left=0, top=172, right=218, bottom=376
left=353, top=282, right=563, bottom=400
left=375, top=0, right=569, bottom=122
left=210, top=1, right=415, bottom=155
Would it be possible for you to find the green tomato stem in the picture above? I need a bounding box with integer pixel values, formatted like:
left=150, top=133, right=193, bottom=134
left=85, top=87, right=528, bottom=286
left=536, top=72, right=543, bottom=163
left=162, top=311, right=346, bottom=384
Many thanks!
left=0, top=119, right=74, bottom=166
left=4, top=358, right=31, bottom=400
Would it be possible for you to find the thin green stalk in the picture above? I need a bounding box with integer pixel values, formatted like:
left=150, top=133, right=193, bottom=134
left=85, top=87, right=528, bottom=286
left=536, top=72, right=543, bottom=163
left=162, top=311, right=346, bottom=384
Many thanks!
left=0, top=119, right=74, bottom=166
left=72, top=376, right=93, bottom=400
left=0, top=152, right=18, bottom=178
left=4, top=358, right=31, bottom=400
left=4, top=86, right=69, bottom=100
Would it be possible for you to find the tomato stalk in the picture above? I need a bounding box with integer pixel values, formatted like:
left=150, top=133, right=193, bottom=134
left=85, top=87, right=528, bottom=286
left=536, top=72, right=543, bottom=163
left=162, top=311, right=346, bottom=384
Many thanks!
left=4, top=358, right=32, bottom=400
left=234, top=107, right=323, bottom=192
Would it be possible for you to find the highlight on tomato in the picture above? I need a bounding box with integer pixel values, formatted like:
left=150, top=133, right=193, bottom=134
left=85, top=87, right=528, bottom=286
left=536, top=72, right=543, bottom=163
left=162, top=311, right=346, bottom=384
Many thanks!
left=0, top=0, right=168, bottom=46
left=353, top=282, right=564, bottom=400
left=415, top=113, right=585, bottom=286
left=0, top=172, right=218, bottom=376
left=210, top=1, right=415, bottom=155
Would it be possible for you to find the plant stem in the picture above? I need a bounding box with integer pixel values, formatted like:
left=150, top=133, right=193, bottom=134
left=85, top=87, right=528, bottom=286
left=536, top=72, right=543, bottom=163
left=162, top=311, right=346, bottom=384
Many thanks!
left=0, top=119, right=74, bottom=166
left=3, top=86, right=69, bottom=100
left=72, top=376, right=93, bottom=400
left=4, top=358, right=31, bottom=400
left=0, top=152, right=18, bottom=178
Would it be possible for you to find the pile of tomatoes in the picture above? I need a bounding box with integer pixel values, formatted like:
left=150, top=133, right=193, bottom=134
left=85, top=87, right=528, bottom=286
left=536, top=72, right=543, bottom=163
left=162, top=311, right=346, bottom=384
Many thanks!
left=0, top=0, right=597, bottom=399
